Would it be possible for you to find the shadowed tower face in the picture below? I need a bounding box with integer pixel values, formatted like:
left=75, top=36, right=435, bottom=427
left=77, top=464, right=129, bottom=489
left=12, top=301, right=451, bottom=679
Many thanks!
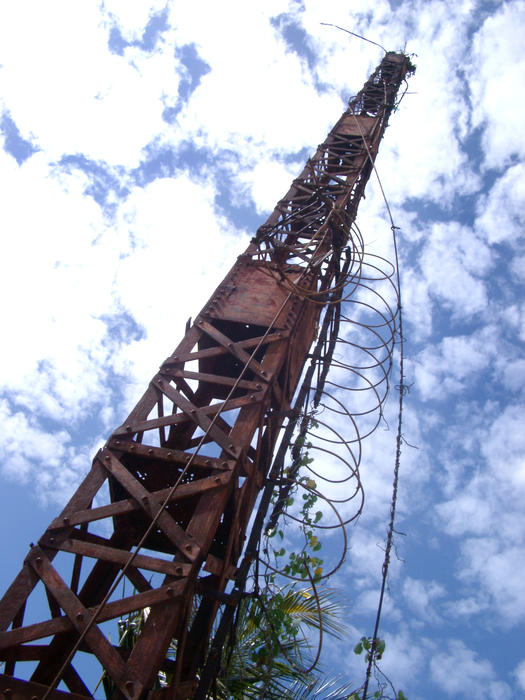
left=0, top=52, right=413, bottom=700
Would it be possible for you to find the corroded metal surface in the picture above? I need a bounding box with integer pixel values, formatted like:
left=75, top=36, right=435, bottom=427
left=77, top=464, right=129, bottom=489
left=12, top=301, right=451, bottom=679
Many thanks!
left=0, top=52, right=412, bottom=699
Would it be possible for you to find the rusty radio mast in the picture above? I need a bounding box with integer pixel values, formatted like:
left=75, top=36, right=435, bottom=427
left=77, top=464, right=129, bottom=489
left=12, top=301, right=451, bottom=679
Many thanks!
left=0, top=52, right=413, bottom=700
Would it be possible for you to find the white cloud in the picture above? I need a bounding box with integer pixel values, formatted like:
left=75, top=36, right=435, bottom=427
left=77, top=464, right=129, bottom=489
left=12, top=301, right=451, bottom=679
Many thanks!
left=434, top=397, right=525, bottom=626
left=402, top=576, right=446, bottom=624
left=476, top=163, right=525, bottom=246
left=1, top=147, right=249, bottom=440
left=0, top=398, right=90, bottom=505
left=111, top=174, right=250, bottom=399
left=363, top=0, right=480, bottom=205
left=418, top=222, right=491, bottom=319
left=500, top=301, right=525, bottom=343
left=444, top=595, right=489, bottom=619
left=502, top=359, right=525, bottom=393
left=0, top=2, right=180, bottom=166
left=0, top=150, right=121, bottom=414
left=102, top=0, right=168, bottom=39
left=170, top=0, right=341, bottom=159
left=378, top=627, right=429, bottom=693
left=401, top=268, right=433, bottom=341
left=482, top=404, right=525, bottom=487
left=412, top=325, right=498, bottom=402
left=514, top=658, right=525, bottom=692
left=436, top=482, right=494, bottom=538
left=430, top=639, right=511, bottom=699
left=469, top=0, right=525, bottom=168
left=510, top=254, right=525, bottom=282
left=461, top=538, right=525, bottom=627
left=239, top=158, right=300, bottom=215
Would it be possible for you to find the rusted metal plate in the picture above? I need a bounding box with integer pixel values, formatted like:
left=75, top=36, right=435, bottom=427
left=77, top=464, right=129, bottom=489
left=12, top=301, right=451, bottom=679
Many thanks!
left=338, top=114, right=378, bottom=137
left=207, top=264, right=291, bottom=328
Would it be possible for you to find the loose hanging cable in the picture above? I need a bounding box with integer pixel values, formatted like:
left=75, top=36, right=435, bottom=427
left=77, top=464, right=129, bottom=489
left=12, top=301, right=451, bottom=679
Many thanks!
left=320, top=22, right=388, bottom=54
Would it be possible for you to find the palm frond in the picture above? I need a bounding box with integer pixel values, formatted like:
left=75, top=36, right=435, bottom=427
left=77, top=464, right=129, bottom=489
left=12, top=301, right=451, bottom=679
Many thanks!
left=288, top=674, right=359, bottom=699
left=279, top=586, right=348, bottom=639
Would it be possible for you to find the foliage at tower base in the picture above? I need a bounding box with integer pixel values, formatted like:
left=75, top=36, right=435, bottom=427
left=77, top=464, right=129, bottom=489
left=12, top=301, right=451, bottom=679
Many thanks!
left=101, top=588, right=408, bottom=700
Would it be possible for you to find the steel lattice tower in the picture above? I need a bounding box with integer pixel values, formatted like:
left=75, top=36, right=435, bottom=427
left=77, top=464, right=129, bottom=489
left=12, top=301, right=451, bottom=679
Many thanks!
left=0, top=52, right=412, bottom=700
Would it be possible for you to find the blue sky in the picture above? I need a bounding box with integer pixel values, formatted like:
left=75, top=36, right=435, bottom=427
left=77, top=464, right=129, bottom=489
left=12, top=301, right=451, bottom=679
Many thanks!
left=1, top=1, right=524, bottom=698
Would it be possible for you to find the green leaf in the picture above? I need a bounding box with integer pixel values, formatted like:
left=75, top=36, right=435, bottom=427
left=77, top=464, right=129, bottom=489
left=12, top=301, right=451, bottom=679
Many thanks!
left=353, top=642, right=363, bottom=655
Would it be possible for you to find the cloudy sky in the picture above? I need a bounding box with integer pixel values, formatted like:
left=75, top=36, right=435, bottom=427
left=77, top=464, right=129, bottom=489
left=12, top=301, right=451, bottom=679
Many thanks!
left=1, top=1, right=524, bottom=698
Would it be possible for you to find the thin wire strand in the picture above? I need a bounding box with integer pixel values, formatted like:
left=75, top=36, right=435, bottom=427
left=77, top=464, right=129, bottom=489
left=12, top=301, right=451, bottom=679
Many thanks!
left=353, top=114, right=406, bottom=700
left=320, top=22, right=388, bottom=54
